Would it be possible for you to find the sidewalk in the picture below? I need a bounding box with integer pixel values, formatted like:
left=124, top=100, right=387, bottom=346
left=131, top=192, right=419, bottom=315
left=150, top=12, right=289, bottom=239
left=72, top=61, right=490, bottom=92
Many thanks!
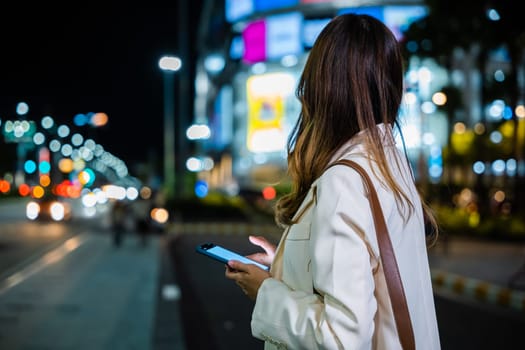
left=0, top=232, right=185, bottom=350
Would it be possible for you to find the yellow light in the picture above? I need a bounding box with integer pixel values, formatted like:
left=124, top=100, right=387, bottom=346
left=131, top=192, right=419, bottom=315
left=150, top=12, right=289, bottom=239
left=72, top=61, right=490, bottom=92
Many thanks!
left=468, top=212, right=480, bottom=227
left=518, top=116, right=525, bottom=152
left=58, top=158, right=74, bottom=173
left=499, top=120, right=514, bottom=138
left=494, top=190, right=505, bottom=203
left=453, top=122, right=466, bottom=134
left=40, top=174, right=51, bottom=187
left=32, top=185, right=45, bottom=198
left=78, top=170, right=91, bottom=185
left=451, top=129, right=475, bottom=155
left=432, top=92, right=447, bottom=106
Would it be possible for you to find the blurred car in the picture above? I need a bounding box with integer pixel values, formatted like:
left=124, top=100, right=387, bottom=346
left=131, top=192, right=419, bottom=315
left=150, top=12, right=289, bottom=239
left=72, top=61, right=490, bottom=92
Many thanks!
left=26, top=197, right=72, bottom=222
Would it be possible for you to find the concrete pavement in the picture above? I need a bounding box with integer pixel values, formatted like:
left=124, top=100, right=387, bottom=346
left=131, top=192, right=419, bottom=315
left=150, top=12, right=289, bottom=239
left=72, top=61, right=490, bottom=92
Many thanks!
left=0, top=231, right=185, bottom=350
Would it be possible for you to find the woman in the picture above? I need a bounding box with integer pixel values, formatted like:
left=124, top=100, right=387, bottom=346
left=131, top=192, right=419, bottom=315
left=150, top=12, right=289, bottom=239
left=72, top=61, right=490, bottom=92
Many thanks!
left=225, top=13, right=441, bottom=349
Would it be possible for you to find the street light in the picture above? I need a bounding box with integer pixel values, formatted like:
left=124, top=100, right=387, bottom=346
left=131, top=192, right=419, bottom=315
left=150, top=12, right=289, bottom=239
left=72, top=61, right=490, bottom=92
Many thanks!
left=159, top=56, right=182, bottom=72
left=159, top=55, right=182, bottom=201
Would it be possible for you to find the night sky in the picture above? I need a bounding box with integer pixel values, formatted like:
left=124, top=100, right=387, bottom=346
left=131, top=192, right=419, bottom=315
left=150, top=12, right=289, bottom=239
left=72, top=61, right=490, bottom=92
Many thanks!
left=0, top=3, right=205, bottom=170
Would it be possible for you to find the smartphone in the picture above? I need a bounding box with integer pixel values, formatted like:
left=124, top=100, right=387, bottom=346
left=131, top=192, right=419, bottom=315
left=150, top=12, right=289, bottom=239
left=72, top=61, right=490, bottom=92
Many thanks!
left=196, top=243, right=269, bottom=271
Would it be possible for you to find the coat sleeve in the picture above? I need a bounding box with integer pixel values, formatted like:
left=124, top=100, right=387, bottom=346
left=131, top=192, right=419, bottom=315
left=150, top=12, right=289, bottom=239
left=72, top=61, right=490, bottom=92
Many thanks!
left=251, top=165, right=378, bottom=349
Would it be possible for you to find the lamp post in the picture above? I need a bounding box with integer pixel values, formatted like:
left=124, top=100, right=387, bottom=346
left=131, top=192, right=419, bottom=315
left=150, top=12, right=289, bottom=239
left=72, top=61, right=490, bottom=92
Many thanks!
left=159, top=55, right=182, bottom=201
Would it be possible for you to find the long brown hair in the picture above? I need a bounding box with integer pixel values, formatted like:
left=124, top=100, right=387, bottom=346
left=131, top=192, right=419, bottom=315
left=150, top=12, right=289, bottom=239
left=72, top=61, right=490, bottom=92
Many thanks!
left=274, top=13, right=438, bottom=242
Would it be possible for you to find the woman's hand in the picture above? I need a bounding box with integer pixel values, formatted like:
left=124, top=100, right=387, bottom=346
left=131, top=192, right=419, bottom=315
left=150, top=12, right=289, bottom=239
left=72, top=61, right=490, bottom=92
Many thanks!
left=224, top=235, right=276, bottom=300
left=225, top=260, right=271, bottom=300
left=245, top=235, right=276, bottom=266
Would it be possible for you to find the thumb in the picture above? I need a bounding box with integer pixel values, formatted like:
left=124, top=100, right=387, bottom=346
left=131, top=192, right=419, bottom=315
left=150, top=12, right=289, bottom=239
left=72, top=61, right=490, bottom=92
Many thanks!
left=249, top=235, right=272, bottom=251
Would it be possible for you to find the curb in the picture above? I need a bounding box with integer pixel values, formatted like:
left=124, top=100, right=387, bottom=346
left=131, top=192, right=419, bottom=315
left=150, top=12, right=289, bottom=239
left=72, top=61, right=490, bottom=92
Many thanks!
left=431, top=269, right=525, bottom=312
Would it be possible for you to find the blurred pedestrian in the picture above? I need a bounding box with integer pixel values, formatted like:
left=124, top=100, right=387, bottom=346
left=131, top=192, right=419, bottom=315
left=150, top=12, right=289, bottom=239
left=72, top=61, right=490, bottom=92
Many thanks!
left=111, top=200, right=127, bottom=247
left=224, top=14, right=440, bottom=349
left=132, top=197, right=151, bottom=247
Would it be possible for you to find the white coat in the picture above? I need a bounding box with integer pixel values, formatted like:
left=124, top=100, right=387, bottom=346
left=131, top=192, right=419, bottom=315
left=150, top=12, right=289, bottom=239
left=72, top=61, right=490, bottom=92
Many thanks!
left=251, top=125, right=441, bottom=349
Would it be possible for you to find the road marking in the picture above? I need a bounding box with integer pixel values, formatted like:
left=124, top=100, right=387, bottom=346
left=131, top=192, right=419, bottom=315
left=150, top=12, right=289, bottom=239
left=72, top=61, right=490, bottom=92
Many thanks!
left=0, top=234, right=88, bottom=295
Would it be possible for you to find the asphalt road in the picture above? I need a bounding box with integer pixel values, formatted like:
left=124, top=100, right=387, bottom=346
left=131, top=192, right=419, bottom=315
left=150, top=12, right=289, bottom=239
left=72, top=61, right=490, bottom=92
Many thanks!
left=169, top=232, right=525, bottom=350
left=168, top=232, right=273, bottom=350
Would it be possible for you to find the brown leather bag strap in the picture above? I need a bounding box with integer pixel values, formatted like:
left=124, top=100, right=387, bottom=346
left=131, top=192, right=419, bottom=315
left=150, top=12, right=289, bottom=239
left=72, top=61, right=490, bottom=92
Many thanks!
left=327, top=159, right=416, bottom=350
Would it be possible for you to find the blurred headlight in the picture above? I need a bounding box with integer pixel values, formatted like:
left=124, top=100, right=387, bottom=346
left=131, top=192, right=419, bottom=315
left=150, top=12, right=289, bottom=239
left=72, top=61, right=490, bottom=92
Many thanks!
left=26, top=201, right=40, bottom=220
left=50, top=201, right=66, bottom=221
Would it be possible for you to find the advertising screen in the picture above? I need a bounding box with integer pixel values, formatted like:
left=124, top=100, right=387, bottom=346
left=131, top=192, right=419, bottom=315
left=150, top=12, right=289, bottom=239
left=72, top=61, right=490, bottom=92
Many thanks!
left=338, top=5, right=428, bottom=41
left=254, top=0, right=299, bottom=12
left=266, top=12, right=303, bottom=60
left=229, top=35, right=244, bottom=60
left=303, top=18, right=331, bottom=48
left=246, top=73, right=297, bottom=153
left=225, top=0, right=254, bottom=23
left=383, top=5, right=428, bottom=40
left=242, top=12, right=303, bottom=63
left=242, top=19, right=266, bottom=63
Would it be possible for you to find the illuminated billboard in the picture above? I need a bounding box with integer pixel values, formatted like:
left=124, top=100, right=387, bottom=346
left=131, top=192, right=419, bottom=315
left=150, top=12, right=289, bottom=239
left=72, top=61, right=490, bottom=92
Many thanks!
left=338, top=5, right=428, bottom=41
left=303, top=18, right=331, bottom=48
left=246, top=72, right=297, bottom=153
left=242, top=12, right=303, bottom=63
left=225, top=0, right=254, bottom=23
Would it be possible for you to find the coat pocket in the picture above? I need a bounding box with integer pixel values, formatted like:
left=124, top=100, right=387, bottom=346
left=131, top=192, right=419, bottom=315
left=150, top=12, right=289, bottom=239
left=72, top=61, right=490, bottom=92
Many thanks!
left=286, top=186, right=316, bottom=241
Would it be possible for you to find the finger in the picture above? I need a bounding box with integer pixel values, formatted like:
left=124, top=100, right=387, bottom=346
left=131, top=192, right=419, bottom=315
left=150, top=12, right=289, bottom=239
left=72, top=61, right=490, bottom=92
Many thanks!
left=249, top=235, right=266, bottom=246
left=227, top=260, right=248, bottom=272
left=249, top=235, right=273, bottom=252
left=224, top=265, right=239, bottom=279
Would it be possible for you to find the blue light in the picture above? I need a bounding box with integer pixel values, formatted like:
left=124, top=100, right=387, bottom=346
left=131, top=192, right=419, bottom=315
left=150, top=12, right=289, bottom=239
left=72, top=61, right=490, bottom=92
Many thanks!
left=428, top=145, right=442, bottom=181
left=195, top=180, right=209, bottom=198
left=83, top=168, right=96, bottom=187
left=492, top=159, right=506, bottom=175
left=428, top=165, right=443, bottom=178
left=473, top=161, right=486, bottom=175
left=39, top=161, right=51, bottom=174
left=24, top=160, right=37, bottom=174
left=74, top=113, right=88, bottom=126
left=503, top=106, right=513, bottom=120
left=254, top=0, right=298, bottom=12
